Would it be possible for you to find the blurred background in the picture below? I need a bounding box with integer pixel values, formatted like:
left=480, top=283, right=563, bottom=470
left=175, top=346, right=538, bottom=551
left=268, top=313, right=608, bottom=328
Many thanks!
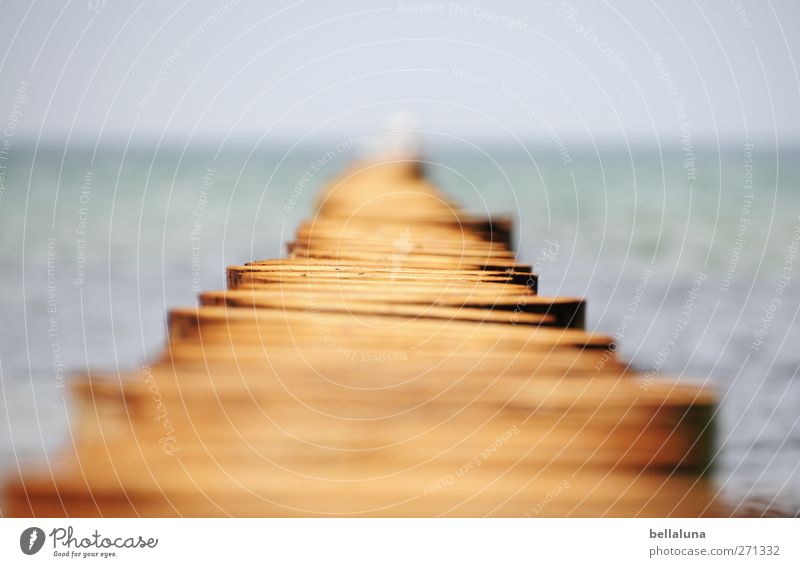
left=0, top=0, right=798, bottom=515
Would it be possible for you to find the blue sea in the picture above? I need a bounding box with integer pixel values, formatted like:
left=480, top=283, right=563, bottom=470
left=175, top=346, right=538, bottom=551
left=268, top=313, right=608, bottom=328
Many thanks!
left=1, top=140, right=799, bottom=516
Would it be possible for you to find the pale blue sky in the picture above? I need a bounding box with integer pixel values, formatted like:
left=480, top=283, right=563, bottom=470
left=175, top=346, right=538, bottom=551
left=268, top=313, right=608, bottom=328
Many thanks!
left=0, top=0, right=797, bottom=147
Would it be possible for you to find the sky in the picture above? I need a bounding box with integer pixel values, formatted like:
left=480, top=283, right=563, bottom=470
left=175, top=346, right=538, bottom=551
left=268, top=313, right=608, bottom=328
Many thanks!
left=0, top=0, right=798, bottom=149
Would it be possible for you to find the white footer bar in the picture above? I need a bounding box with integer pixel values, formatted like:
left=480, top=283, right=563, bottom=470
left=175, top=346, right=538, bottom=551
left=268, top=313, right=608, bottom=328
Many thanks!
left=1, top=518, right=797, bottom=566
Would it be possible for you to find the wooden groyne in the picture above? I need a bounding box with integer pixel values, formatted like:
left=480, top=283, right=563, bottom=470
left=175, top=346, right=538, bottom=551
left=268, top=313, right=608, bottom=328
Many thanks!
left=5, top=158, right=716, bottom=517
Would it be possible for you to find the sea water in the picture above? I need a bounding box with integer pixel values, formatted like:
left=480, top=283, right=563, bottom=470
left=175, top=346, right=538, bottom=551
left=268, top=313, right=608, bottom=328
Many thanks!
left=0, top=141, right=798, bottom=515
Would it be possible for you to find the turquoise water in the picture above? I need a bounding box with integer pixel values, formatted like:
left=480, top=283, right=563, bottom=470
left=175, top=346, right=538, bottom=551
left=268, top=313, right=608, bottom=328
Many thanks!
left=1, top=141, right=799, bottom=515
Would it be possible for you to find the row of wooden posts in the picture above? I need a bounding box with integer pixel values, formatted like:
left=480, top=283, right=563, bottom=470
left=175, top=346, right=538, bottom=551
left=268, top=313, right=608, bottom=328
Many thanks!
left=5, top=158, right=716, bottom=516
